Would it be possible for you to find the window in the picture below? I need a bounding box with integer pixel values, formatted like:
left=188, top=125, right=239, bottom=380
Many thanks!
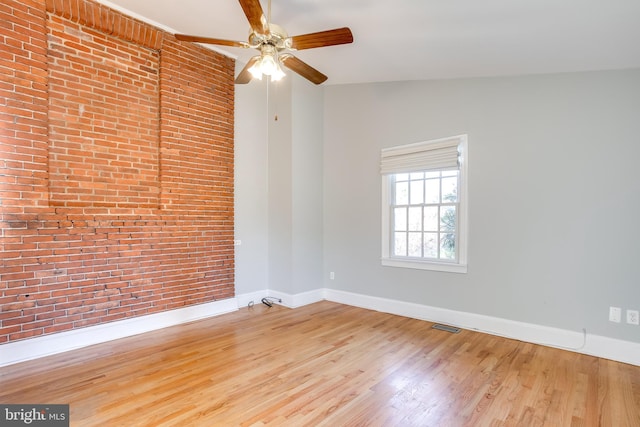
left=381, top=135, right=468, bottom=273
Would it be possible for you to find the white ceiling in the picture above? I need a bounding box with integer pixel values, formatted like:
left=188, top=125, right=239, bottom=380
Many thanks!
left=99, top=0, right=640, bottom=85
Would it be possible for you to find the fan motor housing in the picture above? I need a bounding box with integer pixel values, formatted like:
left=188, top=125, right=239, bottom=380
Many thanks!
left=249, top=23, right=291, bottom=50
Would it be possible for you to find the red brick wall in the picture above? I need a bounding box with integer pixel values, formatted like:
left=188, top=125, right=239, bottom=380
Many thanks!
left=47, top=14, right=161, bottom=209
left=0, top=0, right=235, bottom=344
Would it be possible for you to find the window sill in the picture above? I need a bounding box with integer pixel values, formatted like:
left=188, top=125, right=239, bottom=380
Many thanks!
left=381, top=257, right=467, bottom=274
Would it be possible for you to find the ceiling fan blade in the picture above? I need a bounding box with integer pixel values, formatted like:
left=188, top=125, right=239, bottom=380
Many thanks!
left=239, top=0, right=270, bottom=36
left=235, top=56, right=260, bottom=84
left=175, top=34, right=249, bottom=48
left=280, top=54, right=327, bottom=85
left=289, top=27, right=353, bottom=50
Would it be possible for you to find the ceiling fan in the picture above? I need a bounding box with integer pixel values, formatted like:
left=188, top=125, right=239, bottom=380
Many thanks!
left=174, top=0, right=353, bottom=85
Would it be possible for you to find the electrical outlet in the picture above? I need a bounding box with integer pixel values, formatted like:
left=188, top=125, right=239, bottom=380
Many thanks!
left=609, top=306, right=621, bottom=323
left=626, top=309, right=639, bottom=325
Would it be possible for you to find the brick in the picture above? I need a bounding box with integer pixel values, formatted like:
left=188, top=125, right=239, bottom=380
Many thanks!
left=44, top=323, right=74, bottom=334
left=9, top=329, right=44, bottom=341
left=1, top=0, right=234, bottom=344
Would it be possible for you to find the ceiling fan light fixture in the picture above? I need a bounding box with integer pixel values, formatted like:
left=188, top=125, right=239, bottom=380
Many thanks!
left=176, top=0, right=353, bottom=85
left=270, top=62, right=286, bottom=81
left=259, top=53, right=278, bottom=75
left=248, top=56, right=263, bottom=80
left=248, top=48, right=286, bottom=81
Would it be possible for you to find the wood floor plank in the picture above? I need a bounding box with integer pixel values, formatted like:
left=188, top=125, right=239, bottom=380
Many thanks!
left=1, top=301, right=638, bottom=426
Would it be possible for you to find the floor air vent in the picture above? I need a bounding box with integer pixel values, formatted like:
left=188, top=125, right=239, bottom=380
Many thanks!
left=432, top=324, right=461, bottom=334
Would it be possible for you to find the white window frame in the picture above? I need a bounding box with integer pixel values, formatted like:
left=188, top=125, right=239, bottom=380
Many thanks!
left=381, top=135, right=468, bottom=273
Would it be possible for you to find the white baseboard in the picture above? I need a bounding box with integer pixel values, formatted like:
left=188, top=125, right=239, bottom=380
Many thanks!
left=234, top=290, right=321, bottom=308
left=0, top=298, right=238, bottom=367
left=235, top=290, right=270, bottom=308
left=3, top=289, right=638, bottom=367
left=323, top=288, right=640, bottom=367
left=267, top=288, right=325, bottom=308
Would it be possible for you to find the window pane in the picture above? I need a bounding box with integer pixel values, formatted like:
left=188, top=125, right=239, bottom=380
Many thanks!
left=423, top=233, right=438, bottom=258
left=395, top=181, right=408, bottom=205
left=408, top=207, right=422, bottom=231
left=425, top=171, right=440, bottom=179
left=441, top=170, right=457, bottom=177
left=440, top=206, right=456, bottom=232
left=394, top=232, right=407, bottom=256
left=441, top=176, right=458, bottom=203
left=408, top=232, right=422, bottom=257
left=424, top=179, right=440, bottom=204
left=410, top=172, right=424, bottom=180
left=409, top=180, right=424, bottom=205
left=395, top=173, right=409, bottom=181
left=424, top=206, right=438, bottom=231
left=394, top=207, right=407, bottom=231
left=440, top=233, right=456, bottom=260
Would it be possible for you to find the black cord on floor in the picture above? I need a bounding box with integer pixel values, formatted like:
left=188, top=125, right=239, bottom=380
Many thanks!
left=261, top=297, right=282, bottom=307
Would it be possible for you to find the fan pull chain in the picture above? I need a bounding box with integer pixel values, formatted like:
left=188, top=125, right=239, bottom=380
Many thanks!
left=273, top=78, right=279, bottom=121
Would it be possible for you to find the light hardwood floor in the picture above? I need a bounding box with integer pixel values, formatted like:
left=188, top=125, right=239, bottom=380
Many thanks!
left=1, top=301, right=639, bottom=426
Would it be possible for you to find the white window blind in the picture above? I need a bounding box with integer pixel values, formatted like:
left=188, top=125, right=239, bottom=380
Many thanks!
left=380, top=136, right=461, bottom=175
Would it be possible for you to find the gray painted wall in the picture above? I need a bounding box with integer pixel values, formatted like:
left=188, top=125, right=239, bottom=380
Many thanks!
left=268, top=79, right=294, bottom=294
left=235, top=68, right=640, bottom=344
left=234, top=81, right=269, bottom=296
left=235, top=75, right=324, bottom=296
left=291, top=78, right=325, bottom=294
left=322, top=69, right=640, bottom=343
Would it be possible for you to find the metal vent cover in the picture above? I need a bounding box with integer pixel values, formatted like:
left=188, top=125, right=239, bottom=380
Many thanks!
left=432, top=323, right=461, bottom=334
